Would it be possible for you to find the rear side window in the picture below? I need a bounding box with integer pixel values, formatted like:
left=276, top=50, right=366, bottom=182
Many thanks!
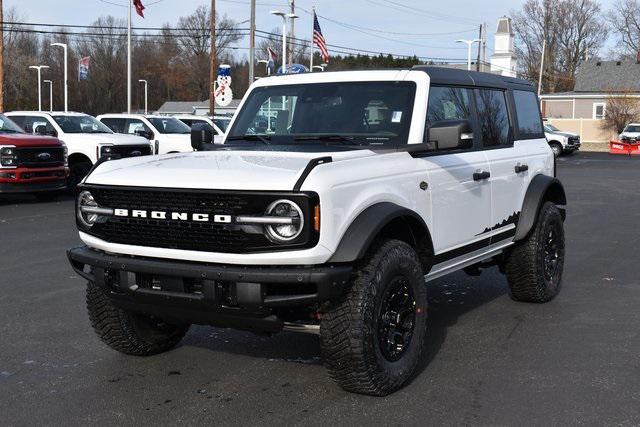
left=513, top=90, right=543, bottom=138
left=476, top=89, right=510, bottom=147
left=101, top=118, right=126, bottom=133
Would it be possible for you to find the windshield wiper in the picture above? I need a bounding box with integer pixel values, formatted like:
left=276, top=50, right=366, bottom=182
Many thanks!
left=227, top=135, right=272, bottom=145
left=293, top=135, right=360, bottom=145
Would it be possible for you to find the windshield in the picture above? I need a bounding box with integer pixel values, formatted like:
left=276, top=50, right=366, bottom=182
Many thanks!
left=544, top=123, right=560, bottom=132
left=624, top=125, right=640, bottom=133
left=227, top=82, right=416, bottom=147
left=214, top=118, right=231, bottom=132
left=53, top=115, right=113, bottom=134
left=148, top=117, right=191, bottom=134
left=0, top=114, right=24, bottom=133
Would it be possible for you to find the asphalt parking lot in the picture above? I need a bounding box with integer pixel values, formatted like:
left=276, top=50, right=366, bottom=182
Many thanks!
left=1, top=152, right=639, bottom=425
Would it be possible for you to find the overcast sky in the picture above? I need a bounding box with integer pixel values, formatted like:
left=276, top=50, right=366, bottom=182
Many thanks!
left=5, top=0, right=618, bottom=61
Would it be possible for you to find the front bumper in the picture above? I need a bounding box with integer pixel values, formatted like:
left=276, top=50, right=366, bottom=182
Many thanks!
left=67, top=245, right=352, bottom=333
left=0, top=178, right=67, bottom=193
left=0, top=166, right=67, bottom=193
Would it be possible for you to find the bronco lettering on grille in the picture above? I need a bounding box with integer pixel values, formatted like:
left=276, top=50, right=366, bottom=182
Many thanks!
left=114, top=209, right=232, bottom=223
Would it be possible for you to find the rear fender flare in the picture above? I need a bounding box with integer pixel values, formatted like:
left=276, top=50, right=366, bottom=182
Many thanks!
left=514, top=174, right=567, bottom=241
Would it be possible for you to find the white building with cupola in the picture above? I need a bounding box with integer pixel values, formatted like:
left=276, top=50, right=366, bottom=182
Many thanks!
left=490, top=17, right=517, bottom=77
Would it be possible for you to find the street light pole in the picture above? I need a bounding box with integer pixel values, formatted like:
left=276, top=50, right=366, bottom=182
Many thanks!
left=270, top=11, right=297, bottom=74
left=138, top=79, right=148, bottom=114
left=51, top=43, right=68, bottom=112
left=28, top=65, right=49, bottom=112
left=456, top=39, right=482, bottom=71
left=44, top=79, right=53, bottom=112
left=248, top=0, right=256, bottom=85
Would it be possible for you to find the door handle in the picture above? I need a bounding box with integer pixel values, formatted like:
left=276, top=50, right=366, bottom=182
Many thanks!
left=515, top=163, right=529, bottom=173
left=473, top=170, right=491, bottom=181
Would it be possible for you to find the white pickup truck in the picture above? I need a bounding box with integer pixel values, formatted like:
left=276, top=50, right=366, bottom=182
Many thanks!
left=6, top=111, right=152, bottom=187
left=97, top=114, right=193, bottom=154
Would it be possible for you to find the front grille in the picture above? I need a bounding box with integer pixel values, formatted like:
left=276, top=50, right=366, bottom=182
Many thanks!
left=16, top=147, right=65, bottom=168
left=112, top=145, right=152, bottom=158
left=568, top=136, right=580, bottom=144
left=83, top=186, right=318, bottom=254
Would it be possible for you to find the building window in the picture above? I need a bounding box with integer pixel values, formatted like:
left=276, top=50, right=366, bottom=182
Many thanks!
left=593, top=103, right=606, bottom=120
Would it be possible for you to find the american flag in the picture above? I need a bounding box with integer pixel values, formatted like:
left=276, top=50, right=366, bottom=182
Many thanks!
left=313, top=11, right=329, bottom=63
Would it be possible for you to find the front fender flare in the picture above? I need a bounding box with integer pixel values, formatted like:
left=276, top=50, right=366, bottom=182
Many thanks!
left=328, top=202, right=430, bottom=263
left=514, top=174, right=567, bottom=241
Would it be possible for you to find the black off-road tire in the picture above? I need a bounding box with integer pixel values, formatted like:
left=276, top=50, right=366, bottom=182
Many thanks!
left=86, top=281, right=190, bottom=356
left=320, top=239, right=428, bottom=396
left=550, top=142, right=562, bottom=158
left=68, top=161, right=92, bottom=190
left=505, top=202, right=565, bottom=303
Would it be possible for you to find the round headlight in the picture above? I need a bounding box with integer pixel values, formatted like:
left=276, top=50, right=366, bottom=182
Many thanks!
left=265, top=199, right=304, bottom=242
left=77, top=190, right=98, bottom=228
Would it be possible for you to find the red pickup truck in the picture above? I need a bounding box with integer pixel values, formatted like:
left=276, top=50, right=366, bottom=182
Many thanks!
left=0, top=113, right=67, bottom=199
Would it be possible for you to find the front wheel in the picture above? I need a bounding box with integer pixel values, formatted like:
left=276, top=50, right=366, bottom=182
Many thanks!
left=68, top=162, right=92, bottom=190
left=86, top=282, right=190, bottom=356
left=550, top=142, right=563, bottom=158
left=505, top=202, right=565, bottom=303
left=320, top=239, right=428, bottom=396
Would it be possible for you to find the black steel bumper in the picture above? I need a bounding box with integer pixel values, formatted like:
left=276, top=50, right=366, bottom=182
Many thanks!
left=67, top=246, right=352, bottom=333
left=0, top=180, right=66, bottom=193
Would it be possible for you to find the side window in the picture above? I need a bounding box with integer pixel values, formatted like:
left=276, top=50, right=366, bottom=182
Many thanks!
left=125, top=119, right=151, bottom=135
left=425, top=86, right=474, bottom=150
left=101, top=118, right=126, bottom=133
left=513, top=90, right=543, bottom=138
left=476, top=89, right=510, bottom=147
left=180, top=119, right=193, bottom=127
left=22, top=116, right=56, bottom=135
left=9, top=115, right=26, bottom=130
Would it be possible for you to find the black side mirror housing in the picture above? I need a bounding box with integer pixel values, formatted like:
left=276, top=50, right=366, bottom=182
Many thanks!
left=134, top=129, right=153, bottom=140
left=428, top=119, right=474, bottom=151
left=35, top=125, right=49, bottom=136
left=191, top=123, right=214, bottom=151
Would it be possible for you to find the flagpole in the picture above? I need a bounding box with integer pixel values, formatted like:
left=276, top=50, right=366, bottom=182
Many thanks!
left=127, top=0, right=132, bottom=114
left=310, top=7, right=314, bottom=72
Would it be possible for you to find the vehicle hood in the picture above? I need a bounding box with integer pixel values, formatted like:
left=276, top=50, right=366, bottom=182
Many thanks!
left=0, top=133, right=62, bottom=147
left=62, top=133, right=150, bottom=146
left=86, top=149, right=378, bottom=190
left=546, top=131, right=578, bottom=139
left=619, top=131, right=640, bottom=138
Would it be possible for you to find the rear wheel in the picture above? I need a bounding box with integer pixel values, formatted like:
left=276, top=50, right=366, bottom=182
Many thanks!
left=68, top=161, right=92, bottom=190
left=505, top=202, right=565, bottom=303
left=320, top=239, right=428, bottom=396
left=86, top=281, right=190, bottom=356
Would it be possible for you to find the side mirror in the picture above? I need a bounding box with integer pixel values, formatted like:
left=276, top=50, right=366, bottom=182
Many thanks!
left=135, top=129, right=153, bottom=140
left=191, top=123, right=214, bottom=151
left=428, top=119, right=473, bottom=151
left=35, top=125, right=49, bottom=136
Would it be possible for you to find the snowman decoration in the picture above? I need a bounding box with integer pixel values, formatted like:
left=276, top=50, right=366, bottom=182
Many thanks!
left=214, top=64, right=233, bottom=107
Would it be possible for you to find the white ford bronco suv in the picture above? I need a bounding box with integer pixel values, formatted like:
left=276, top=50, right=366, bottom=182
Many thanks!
left=68, top=68, right=566, bottom=396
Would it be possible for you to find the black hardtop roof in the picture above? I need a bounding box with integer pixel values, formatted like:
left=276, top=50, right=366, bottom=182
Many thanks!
left=412, top=66, right=535, bottom=91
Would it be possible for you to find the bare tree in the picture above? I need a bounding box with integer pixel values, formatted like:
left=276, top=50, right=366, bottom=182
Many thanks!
left=601, top=91, right=640, bottom=134
left=512, top=0, right=607, bottom=93
left=608, top=0, right=640, bottom=57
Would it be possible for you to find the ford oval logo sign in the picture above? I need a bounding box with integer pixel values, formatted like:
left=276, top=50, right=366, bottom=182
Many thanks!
left=37, top=152, right=52, bottom=161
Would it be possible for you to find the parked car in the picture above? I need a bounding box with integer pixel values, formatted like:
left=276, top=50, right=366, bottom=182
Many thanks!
left=172, top=115, right=225, bottom=143
left=97, top=114, right=192, bottom=154
left=6, top=111, right=152, bottom=188
left=543, top=122, right=580, bottom=157
left=212, top=115, right=232, bottom=133
left=0, top=113, right=67, bottom=199
left=618, top=123, right=640, bottom=140
left=68, top=68, right=566, bottom=396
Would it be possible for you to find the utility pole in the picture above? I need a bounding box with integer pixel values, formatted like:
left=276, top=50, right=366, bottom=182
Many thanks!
left=538, top=39, right=546, bottom=97
left=127, top=0, right=132, bottom=113
left=482, top=22, right=487, bottom=71
left=289, top=0, right=295, bottom=69
left=248, top=0, right=256, bottom=85
left=476, top=24, right=482, bottom=72
left=209, top=0, right=216, bottom=116
left=0, top=0, right=4, bottom=112
left=51, top=43, right=68, bottom=112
